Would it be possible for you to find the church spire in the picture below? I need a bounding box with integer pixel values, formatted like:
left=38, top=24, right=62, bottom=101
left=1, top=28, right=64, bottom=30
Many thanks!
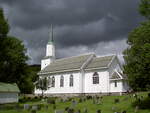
left=48, top=24, right=53, bottom=44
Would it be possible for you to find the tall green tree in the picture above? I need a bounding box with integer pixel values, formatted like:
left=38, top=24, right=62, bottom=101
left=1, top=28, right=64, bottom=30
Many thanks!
left=0, top=8, right=9, bottom=38
left=123, top=0, right=150, bottom=91
left=0, top=8, right=36, bottom=93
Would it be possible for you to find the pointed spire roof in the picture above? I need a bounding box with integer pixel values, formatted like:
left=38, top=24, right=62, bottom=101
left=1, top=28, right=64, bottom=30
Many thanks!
left=48, top=24, right=54, bottom=44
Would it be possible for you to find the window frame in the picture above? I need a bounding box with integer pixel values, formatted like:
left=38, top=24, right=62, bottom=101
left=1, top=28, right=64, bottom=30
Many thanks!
left=69, top=74, right=73, bottom=87
left=60, top=75, right=64, bottom=87
left=114, top=80, right=117, bottom=87
left=51, top=76, right=55, bottom=87
left=93, top=72, right=99, bottom=84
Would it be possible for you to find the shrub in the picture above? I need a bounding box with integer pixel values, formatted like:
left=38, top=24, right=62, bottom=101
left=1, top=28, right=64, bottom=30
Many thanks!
left=68, top=108, right=74, bottom=113
left=47, top=98, right=55, bottom=104
left=31, top=109, right=36, bottom=113
left=65, top=107, right=69, bottom=111
left=148, top=93, right=150, bottom=98
left=132, top=97, right=150, bottom=109
left=114, top=98, right=120, bottom=104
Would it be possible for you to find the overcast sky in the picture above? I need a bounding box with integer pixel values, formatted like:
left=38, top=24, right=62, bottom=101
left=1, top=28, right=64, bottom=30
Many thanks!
left=0, top=0, right=143, bottom=64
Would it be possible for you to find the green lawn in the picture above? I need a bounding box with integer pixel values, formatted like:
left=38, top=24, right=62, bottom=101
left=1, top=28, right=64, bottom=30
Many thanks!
left=0, top=92, right=150, bottom=113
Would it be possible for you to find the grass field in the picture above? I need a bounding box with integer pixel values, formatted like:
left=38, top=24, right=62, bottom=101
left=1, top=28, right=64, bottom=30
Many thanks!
left=0, top=92, right=150, bottom=113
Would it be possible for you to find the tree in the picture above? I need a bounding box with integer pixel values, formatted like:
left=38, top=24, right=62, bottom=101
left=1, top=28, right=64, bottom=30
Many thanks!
left=123, top=0, right=150, bottom=91
left=139, top=0, right=150, bottom=19
left=0, top=8, right=37, bottom=93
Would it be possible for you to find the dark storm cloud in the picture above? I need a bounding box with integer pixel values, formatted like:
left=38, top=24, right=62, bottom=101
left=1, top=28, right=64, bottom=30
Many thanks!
left=0, top=0, right=143, bottom=63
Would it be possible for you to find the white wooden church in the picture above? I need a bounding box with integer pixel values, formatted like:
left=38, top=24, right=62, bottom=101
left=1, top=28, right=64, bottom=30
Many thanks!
left=35, top=26, right=129, bottom=96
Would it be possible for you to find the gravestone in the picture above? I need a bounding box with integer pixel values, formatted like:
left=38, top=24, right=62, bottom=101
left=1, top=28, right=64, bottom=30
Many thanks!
left=24, top=104, right=30, bottom=110
left=111, top=106, right=116, bottom=112
left=55, top=109, right=64, bottom=113
left=134, top=106, right=139, bottom=113
left=72, top=100, right=77, bottom=108
left=32, top=105, right=38, bottom=110
left=83, top=108, right=88, bottom=113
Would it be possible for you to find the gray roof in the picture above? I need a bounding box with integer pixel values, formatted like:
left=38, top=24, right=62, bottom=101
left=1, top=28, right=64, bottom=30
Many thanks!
left=39, top=53, right=93, bottom=74
left=85, top=55, right=114, bottom=70
left=110, top=72, right=121, bottom=79
left=0, top=82, right=20, bottom=93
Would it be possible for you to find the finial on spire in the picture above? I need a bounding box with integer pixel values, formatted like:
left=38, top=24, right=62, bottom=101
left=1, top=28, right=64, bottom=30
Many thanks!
left=48, top=24, right=53, bottom=44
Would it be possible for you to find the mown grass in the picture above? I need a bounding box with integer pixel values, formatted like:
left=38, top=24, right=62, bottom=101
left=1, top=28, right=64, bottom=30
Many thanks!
left=0, top=92, right=150, bottom=113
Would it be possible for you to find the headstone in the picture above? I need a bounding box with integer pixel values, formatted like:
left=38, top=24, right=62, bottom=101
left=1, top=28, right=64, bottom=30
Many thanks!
left=134, top=106, right=139, bottom=113
left=24, top=104, right=29, bottom=110
left=83, top=108, right=88, bottom=113
left=111, top=106, right=116, bottom=112
left=55, top=109, right=64, bottom=113
left=32, top=105, right=38, bottom=110
left=72, top=100, right=77, bottom=108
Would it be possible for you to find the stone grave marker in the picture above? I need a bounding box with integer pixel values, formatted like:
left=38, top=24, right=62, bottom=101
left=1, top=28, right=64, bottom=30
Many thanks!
left=24, top=104, right=30, bottom=110
left=72, top=100, right=77, bottom=108
left=32, top=105, right=38, bottom=111
left=83, top=108, right=88, bottom=113
left=55, top=109, right=64, bottom=113
left=134, top=106, right=139, bottom=113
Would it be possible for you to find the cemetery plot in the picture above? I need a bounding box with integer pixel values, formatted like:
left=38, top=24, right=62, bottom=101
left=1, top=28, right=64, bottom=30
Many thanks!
left=0, top=92, right=149, bottom=113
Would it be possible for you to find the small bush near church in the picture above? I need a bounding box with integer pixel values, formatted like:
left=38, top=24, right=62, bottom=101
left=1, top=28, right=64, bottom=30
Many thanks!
left=47, top=98, right=55, bottom=104
left=114, top=98, right=120, bottom=104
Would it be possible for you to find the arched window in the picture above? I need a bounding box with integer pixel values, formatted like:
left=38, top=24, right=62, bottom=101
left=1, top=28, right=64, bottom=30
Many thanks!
left=70, top=75, right=73, bottom=87
left=47, top=77, right=51, bottom=88
left=93, top=72, right=99, bottom=84
left=51, top=76, right=55, bottom=87
left=114, top=80, right=117, bottom=87
left=60, top=75, right=64, bottom=87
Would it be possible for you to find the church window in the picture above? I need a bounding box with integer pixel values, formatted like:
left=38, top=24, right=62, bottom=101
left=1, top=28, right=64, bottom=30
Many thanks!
left=70, top=75, right=73, bottom=87
left=51, top=76, right=55, bottom=87
left=93, top=72, right=99, bottom=84
left=60, top=75, right=64, bottom=87
left=115, top=81, right=117, bottom=87
left=48, top=77, right=51, bottom=87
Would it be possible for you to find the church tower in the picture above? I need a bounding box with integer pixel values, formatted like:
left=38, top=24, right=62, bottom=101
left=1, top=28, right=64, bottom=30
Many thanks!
left=41, top=25, right=55, bottom=70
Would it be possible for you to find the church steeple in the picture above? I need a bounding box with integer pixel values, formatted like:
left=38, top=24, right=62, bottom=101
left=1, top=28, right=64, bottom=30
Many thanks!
left=48, top=24, right=54, bottom=44
left=41, top=25, right=55, bottom=70
left=46, top=24, right=55, bottom=57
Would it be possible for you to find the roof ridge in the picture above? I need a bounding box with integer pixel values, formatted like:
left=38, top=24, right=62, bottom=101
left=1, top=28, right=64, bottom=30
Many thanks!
left=96, top=54, right=116, bottom=58
left=54, top=52, right=95, bottom=62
